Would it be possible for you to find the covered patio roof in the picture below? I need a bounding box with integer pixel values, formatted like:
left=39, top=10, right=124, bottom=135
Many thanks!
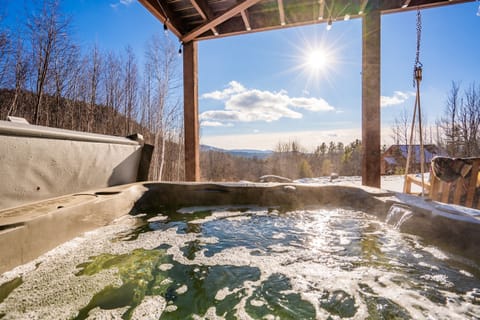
left=139, top=0, right=474, bottom=187
left=140, top=0, right=473, bottom=41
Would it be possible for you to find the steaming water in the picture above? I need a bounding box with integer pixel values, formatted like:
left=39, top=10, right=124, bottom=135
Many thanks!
left=1, top=206, right=480, bottom=319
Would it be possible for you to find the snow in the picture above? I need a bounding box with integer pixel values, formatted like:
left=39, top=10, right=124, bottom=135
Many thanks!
left=294, top=174, right=424, bottom=193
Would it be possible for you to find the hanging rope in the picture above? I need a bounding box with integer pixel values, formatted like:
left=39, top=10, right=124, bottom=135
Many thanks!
left=403, top=10, right=426, bottom=196
left=413, top=10, right=423, bottom=87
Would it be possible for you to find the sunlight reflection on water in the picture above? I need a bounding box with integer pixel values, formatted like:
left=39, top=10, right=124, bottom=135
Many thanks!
left=1, top=206, right=480, bottom=319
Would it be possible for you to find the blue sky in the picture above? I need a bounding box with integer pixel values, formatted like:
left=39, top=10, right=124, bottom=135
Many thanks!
left=4, top=1, right=480, bottom=151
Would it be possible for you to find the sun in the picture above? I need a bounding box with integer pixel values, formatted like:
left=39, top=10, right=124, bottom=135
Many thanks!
left=298, top=43, right=338, bottom=88
left=280, top=31, right=344, bottom=90
left=306, top=49, right=329, bottom=71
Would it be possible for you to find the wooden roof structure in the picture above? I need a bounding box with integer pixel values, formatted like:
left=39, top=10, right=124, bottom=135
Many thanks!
left=140, top=0, right=474, bottom=42
left=139, top=0, right=475, bottom=187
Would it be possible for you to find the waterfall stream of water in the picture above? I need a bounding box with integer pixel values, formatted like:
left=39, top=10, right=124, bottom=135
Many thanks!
left=385, top=204, right=414, bottom=229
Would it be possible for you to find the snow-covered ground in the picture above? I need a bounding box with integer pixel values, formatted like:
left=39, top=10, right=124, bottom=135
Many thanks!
left=295, top=174, right=426, bottom=194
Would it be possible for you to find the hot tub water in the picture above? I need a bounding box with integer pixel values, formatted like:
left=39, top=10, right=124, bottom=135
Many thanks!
left=0, top=205, right=479, bottom=319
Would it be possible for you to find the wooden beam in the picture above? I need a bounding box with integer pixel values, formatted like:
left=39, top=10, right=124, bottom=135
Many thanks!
left=189, top=0, right=209, bottom=20
left=241, top=10, right=252, bottom=31
left=277, top=0, right=286, bottom=26
left=183, top=41, right=200, bottom=181
left=182, top=0, right=263, bottom=42
left=318, top=0, right=325, bottom=20
left=191, top=17, right=352, bottom=41
left=138, top=0, right=182, bottom=38
left=382, top=0, right=475, bottom=14
left=189, top=0, right=220, bottom=38
left=361, top=4, right=381, bottom=188
left=358, top=0, right=368, bottom=14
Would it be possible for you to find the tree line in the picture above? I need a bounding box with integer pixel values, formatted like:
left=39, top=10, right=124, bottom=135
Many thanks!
left=0, top=0, right=184, bottom=181
left=201, top=139, right=363, bottom=181
left=391, top=81, right=480, bottom=158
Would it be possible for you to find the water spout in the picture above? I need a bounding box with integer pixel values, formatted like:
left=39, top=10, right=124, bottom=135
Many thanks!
left=386, top=204, right=414, bottom=229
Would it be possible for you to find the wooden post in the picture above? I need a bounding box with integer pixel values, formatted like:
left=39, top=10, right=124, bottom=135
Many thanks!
left=183, top=41, right=200, bottom=181
left=361, top=5, right=381, bottom=188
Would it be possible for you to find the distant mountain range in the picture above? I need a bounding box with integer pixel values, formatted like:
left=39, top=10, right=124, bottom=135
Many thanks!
left=200, top=145, right=273, bottom=159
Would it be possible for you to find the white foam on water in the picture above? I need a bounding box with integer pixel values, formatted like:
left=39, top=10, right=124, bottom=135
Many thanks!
left=131, top=296, right=165, bottom=320
left=460, top=269, right=475, bottom=278
left=160, top=278, right=173, bottom=286
left=177, top=205, right=266, bottom=215
left=147, top=215, right=168, bottom=223
left=192, top=307, right=225, bottom=320
left=0, top=215, right=140, bottom=319
left=214, top=287, right=231, bottom=301
left=422, top=246, right=450, bottom=261
left=249, top=299, right=265, bottom=307
left=86, top=306, right=129, bottom=319
left=271, top=232, right=286, bottom=240
left=1, top=207, right=480, bottom=319
left=225, top=215, right=251, bottom=222
left=412, top=253, right=424, bottom=259
left=262, top=315, right=280, bottom=320
left=158, top=263, right=174, bottom=271
left=339, top=236, right=352, bottom=245
left=189, top=210, right=250, bottom=224
left=419, top=274, right=455, bottom=288
left=176, top=284, right=188, bottom=295
left=418, top=261, right=440, bottom=271
left=164, top=304, right=177, bottom=312
left=177, top=206, right=219, bottom=214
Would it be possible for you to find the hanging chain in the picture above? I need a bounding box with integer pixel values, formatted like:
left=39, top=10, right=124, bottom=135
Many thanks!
left=413, top=9, right=422, bottom=87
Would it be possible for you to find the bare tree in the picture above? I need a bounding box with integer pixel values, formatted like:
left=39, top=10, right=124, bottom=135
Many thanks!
left=144, top=34, right=182, bottom=180
left=391, top=107, right=410, bottom=145
left=140, top=59, right=154, bottom=132
left=27, top=0, right=72, bottom=124
left=63, top=57, right=84, bottom=130
left=49, top=35, right=79, bottom=127
left=439, top=81, right=461, bottom=155
left=123, top=45, right=138, bottom=135
left=103, top=51, right=124, bottom=134
left=458, top=83, right=480, bottom=156
left=7, top=37, right=29, bottom=118
left=85, top=44, right=101, bottom=132
left=0, top=19, right=10, bottom=89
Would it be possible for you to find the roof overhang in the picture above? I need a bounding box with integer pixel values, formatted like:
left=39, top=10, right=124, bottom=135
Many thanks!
left=139, top=0, right=475, bottom=42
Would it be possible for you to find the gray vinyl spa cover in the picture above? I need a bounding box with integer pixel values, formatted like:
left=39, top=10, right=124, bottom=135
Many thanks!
left=0, top=121, right=144, bottom=210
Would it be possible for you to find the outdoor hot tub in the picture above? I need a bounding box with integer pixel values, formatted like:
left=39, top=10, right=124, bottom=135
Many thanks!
left=1, top=182, right=480, bottom=319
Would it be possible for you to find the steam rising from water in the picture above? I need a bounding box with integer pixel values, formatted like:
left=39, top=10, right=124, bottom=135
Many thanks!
left=1, top=207, right=479, bottom=319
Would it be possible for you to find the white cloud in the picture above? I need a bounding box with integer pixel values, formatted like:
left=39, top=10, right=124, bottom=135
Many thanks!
left=290, top=97, right=335, bottom=112
left=201, top=121, right=233, bottom=127
left=201, top=81, right=246, bottom=100
left=110, top=0, right=134, bottom=9
left=200, top=81, right=335, bottom=124
left=381, top=91, right=414, bottom=107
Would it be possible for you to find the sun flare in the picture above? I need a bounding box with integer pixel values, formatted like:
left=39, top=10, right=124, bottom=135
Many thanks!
left=306, top=49, right=329, bottom=71
left=287, top=33, right=343, bottom=90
